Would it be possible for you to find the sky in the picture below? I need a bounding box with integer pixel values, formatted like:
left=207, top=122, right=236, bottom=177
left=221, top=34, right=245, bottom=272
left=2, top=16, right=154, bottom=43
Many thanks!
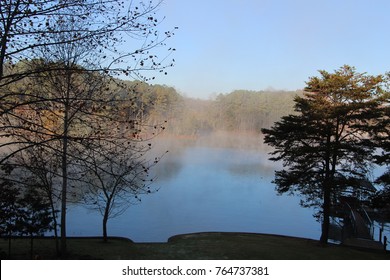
left=148, top=0, right=390, bottom=99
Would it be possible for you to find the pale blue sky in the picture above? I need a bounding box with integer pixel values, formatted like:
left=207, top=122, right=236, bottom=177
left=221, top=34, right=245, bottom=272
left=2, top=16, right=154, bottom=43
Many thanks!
left=151, top=0, right=390, bottom=99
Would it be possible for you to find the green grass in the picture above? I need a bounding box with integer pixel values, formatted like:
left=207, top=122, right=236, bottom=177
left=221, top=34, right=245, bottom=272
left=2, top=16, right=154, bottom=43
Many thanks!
left=1, top=233, right=389, bottom=260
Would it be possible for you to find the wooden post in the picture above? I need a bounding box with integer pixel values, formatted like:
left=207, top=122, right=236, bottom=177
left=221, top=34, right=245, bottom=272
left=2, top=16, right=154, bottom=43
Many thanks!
left=384, top=236, right=387, bottom=251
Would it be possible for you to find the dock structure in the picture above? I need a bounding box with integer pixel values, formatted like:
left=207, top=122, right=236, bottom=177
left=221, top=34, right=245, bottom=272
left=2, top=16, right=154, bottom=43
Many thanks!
left=339, top=196, right=385, bottom=250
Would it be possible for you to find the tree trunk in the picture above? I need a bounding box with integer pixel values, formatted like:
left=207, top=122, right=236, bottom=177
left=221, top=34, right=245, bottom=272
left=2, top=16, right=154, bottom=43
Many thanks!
left=320, top=183, right=331, bottom=244
left=60, top=138, right=68, bottom=256
left=102, top=196, right=113, bottom=242
left=320, top=130, right=332, bottom=244
left=49, top=200, right=59, bottom=256
left=103, top=208, right=109, bottom=243
left=321, top=118, right=339, bottom=244
left=45, top=188, right=60, bottom=256
left=0, top=13, right=11, bottom=80
left=60, top=84, right=70, bottom=256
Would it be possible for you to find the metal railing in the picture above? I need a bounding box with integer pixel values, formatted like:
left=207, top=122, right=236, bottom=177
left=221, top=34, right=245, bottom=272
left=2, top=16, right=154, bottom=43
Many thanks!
left=345, top=202, right=357, bottom=236
left=359, top=206, right=374, bottom=239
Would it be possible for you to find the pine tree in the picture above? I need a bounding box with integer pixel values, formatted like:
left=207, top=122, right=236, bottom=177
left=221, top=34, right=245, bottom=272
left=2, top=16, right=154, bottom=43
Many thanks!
left=262, top=65, right=388, bottom=244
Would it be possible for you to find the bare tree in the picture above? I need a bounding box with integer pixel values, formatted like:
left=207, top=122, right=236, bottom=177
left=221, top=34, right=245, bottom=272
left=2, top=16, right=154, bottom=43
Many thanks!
left=1, top=0, right=175, bottom=85
left=79, top=136, right=165, bottom=242
left=1, top=0, right=175, bottom=256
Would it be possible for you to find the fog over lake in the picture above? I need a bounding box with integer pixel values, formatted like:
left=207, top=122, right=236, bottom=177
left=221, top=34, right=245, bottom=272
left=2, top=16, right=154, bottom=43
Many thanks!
left=67, top=133, right=323, bottom=242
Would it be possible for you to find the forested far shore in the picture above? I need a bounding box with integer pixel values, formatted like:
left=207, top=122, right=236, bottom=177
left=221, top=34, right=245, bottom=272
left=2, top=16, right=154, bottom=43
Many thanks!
left=134, top=81, right=302, bottom=136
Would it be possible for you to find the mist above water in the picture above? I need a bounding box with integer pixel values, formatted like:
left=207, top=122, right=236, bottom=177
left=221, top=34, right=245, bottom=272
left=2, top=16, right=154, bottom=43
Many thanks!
left=67, top=132, right=322, bottom=242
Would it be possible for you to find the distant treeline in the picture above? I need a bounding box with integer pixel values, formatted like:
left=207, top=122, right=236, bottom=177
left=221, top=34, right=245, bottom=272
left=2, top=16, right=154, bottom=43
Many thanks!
left=175, top=90, right=302, bottom=135
left=127, top=82, right=302, bottom=135
left=6, top=66, right=300, bottom=136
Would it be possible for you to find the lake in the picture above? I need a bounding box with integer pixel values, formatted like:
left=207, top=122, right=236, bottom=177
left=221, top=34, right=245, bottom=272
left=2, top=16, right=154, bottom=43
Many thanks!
left=66, top=134, right=323, bottom=242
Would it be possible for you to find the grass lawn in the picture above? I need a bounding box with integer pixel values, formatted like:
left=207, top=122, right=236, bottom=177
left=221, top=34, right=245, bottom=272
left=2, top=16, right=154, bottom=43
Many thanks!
left=1, top=232, right=389, bottom=260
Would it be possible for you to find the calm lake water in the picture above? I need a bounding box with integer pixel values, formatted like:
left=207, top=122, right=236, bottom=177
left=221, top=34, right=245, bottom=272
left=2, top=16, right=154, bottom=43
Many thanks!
left=67, top=136, right=323, bottom=242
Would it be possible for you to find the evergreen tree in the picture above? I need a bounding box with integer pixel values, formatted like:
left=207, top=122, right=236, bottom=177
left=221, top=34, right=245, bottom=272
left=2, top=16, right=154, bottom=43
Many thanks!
left=262, top=65, right=388, bottom=244
left=18, top=185, right=54, bottom=259
left=0, top=179, right=22, bottom=257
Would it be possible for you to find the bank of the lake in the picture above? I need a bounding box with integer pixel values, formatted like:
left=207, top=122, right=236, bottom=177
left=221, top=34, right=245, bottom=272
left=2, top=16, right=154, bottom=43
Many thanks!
left=1, top=233, right=389, bottom=260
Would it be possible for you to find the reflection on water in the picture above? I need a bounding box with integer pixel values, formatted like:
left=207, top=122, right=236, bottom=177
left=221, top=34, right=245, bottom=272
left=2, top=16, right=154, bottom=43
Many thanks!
left=67, top=141, right=322, bottom=242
